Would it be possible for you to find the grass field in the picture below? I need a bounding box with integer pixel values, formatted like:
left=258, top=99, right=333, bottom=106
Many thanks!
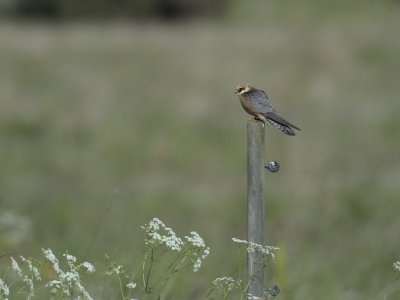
left=1, top=1, right=400, bottom=299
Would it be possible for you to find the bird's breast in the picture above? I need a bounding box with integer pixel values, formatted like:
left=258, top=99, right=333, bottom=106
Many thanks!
left=239, top=94, right=257, bottom=116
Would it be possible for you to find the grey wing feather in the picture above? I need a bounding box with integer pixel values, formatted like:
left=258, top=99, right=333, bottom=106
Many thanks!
left=246, top=88, right=301, bottom=132
left=267, top=119, right=296, bottom=136
left=264, top=112, right=301, bottom=131
left=245, top=89, right=274, bottom=113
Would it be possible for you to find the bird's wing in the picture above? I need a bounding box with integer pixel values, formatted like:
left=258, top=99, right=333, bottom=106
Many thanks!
left=264, top=112, right=301, bottom=131
left=247, top=88, right=301, bottom=131
left=245, top=89, right=274, bottom=113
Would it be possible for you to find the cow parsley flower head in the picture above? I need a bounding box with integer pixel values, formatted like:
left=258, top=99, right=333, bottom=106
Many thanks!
left=42, top=248, right=62, bottom=274
left=106, top=264, right=123, bottom=276
left=202, top=247, right=210, bottom=259
left=10, top=257, right=23, bottom=277
left=212, top=277, right=239, bottom=291
left=183, top=231, right=210, bottom=272
left=82, top=262, right=95, bottom=273
left=126, top=282, right=137, bottom=289
left=142, top=218, right=183, bottom=252
left=185, top=231, right=205, bottom=248
left=45, top=280, right=63, bottom=295
left=394, top=261, right=400, bottom=272
left=20, top=256, right=41, bottom=280
left=207, top=276, right=241, bottom=298
left=10, top=256, right=38, bottom=297
left=42, top=249, right=94, bottom=300
left=0, top=278, right=9, bottom=298
left=63, top=253, right=77, bottom=264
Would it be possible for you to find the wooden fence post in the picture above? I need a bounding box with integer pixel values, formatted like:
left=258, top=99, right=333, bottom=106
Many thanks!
left=247, top=120, right=265, bottom=298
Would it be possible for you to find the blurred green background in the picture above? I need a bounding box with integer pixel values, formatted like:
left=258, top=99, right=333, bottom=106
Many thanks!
left=1, top=0, right=400, bottom=299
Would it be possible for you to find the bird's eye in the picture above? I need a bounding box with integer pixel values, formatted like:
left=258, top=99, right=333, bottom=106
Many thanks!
left=237, top=87, right=244, bottom=93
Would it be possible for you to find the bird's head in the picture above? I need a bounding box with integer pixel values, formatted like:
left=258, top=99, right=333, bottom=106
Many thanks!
left=235, top=83, right=252, bottom=95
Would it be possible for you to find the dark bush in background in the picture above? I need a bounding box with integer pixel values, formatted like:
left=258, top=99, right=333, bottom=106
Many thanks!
left=2, top=0, right=229, bottom=20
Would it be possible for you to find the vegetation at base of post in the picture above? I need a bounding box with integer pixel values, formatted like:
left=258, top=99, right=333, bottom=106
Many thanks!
left=0, top=218, right=280, bottom=299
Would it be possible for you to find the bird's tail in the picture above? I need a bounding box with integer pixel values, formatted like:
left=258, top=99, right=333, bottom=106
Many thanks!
left=264, top=112, right=300, bottom=136
left=267, top=119, right=296, bottom=136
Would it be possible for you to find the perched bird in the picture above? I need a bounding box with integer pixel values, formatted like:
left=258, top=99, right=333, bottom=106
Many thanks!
left=235, top=83, right=300, bottom=136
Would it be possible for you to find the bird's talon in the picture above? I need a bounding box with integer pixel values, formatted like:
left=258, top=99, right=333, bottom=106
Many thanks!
left=252, top=117, right=265, bottom=127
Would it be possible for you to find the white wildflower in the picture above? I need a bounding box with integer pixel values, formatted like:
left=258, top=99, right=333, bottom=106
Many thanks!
left=192, top=245, right=210, bottom=272
left=46, top=280, right=62, bottom=294
left=182, top=231, right=209, bottom=272
left=0, top=278, right=9, bottom=298
left=20, top=255, right=41, bottom=280
left=42, top=248, right=62, bottom=274
left=60, top=270, right=79, bottom=283
left=149, top=232, right=162, bottom=242
left=106, top=264, right=123, bottom=276
left=10, top=257, right=23, bottom=277
left=25, top=278, right=35, bottom=297
left=63, top=252, right=77, bottom=264
left=231, top=238, right=247, bottom=244
left=126, top=282, right=137, bottom=289
left=76, top=282, right=93, bottom=300
left=207, top=276, right=241, bottom=298
left=185, top=231, right=205, bottom=248
left=10, top=256, right=37, bottom=297
left=163, top=235, right=183, bottom=251
left=42, top=249, right=94, bottom=300
left=145, top=218, right=163, bottom=231
left=82, top=262, right=95, bottom=273
left=142, top=218, right=183, bottom=252
left=394, top=261, right=400, bottom=272
left=193, top=257, right=202, bottom=272
left=202, top=247, right=210, bottom=259
left=162, top=226, right=183, bottom=251
left=212, top=277, right=238, bottom=291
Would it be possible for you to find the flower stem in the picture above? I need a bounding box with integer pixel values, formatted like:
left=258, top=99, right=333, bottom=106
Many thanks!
left=145, top=248, right=154, bottom=294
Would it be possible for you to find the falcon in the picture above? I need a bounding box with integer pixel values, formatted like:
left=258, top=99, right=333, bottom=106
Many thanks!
left=235, top=83, right=300, bottom=136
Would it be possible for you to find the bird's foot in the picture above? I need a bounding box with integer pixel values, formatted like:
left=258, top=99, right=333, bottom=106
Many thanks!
left=252, top=117, right=265, bottom=127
